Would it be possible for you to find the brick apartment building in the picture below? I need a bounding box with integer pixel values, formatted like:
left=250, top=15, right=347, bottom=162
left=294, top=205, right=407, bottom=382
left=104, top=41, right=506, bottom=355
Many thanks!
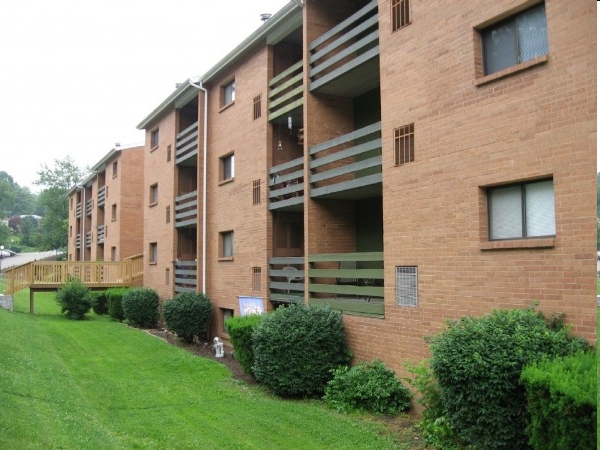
left=131, top=0, right=594, bottom=374
left=67, top=145, right=144, bottom=263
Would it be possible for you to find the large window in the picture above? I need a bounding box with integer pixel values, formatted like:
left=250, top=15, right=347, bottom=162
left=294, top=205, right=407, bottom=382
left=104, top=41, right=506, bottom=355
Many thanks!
left=222, top=80, right=235, bottom=107
left=220, top=153, right=235, bottom=181
left=488, top=179, right=555, bottom=240
left=150, top=128, right=159, bottom=148
left=481, top=3, right=548, bottom=76
left=220, top=231, right=234, bottom=258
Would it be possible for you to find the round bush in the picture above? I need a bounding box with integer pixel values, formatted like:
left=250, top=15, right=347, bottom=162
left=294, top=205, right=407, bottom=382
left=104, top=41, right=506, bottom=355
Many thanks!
left=162, top=292, right=212, bottom=343
left=122, top=287, right=160, bottom=328
left=324, top=360, right=412, bottom=414
left=55, top=278, right=92, bottom=320
left=429, top=306, right=589, bottom=450
left=107, top=288, right=127, bottom=321
left=90, top=291, right=108, bottom=315
left=252, top=304, right=352, bottom=397
left=225, top=314, right=265, bottom=375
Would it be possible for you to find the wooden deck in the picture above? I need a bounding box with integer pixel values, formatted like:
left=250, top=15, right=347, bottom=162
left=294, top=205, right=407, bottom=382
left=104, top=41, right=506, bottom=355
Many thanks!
left=3, top=255, right=144, bottom=313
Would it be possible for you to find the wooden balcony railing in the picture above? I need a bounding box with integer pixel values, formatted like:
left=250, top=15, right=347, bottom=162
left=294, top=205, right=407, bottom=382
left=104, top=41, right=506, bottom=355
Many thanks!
left=86, top=199, right=93, bottom=216
left=98, top=186, right=106, bottom=207
left=76, top=202, right=82, bottom=219
left=174, top=260, right=197, bottom=293
left=268, top=157, right=304, bottom=210
left=268, top=60, right=304, bottom=122
left=175, top=191, right=198, bottom=228
left=308, top=251, right=383, bottom=318
left=85, top=231, right=93, bottom=248
left=309, top=122, right=381, bottom=198
left=268, top=257, right=305, bottom=304
left=176, top=121, right=199, bottom=165
left=97, top=225, right=105, bottom=244
left=76, top=234, right=81, bottom=249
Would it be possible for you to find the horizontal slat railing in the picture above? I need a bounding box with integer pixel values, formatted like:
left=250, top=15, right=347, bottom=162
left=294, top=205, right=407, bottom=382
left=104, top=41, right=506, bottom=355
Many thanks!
left=268, top=157, right=304, bottom=210
left=269, top=257, right=305, bottom=303
left=175, top=190, right=198, bottom=227
left=174, top=260, right=197, bottom=293
left=268, top=60, right=304, bottom=122
left=175, top=121, right=199, bottom=164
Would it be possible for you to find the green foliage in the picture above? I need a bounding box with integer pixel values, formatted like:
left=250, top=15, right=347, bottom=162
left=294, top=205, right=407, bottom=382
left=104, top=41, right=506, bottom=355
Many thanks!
left=521, top=351, right=596, bottom=450
left=122, top=287, right=160, bottom=328
left=324, top=360, right=412, bottom=414
left=428, top=306, right=590, bottom=450
left=107, top=288, right=129, bottom=321
left=225, top=314, right=265, bottom=375
left=89, top=291, right=108, bottom=315
left=252, top=304, right=352, bottom=397
left=55, top=278, right=92, bottom=320
left=162, top=292, right=212, bottom=343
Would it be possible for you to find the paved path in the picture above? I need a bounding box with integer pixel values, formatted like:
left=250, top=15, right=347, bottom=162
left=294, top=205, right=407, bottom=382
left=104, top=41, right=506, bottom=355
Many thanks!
left=0, top=251, right=59, bottom=271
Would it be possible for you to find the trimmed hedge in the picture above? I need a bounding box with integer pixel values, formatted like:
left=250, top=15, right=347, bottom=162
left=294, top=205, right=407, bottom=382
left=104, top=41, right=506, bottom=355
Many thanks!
left=162, top=292, right=212, bottom=343
left=521, top=351, right=596, bottom=450
left=55, top=278, right=92, bottom=320
left=122, top=287, right=160, bottom=328
left=90, top=291, right=108, bottom=315
left=324, top=360, right=412, bottom=414
left=428, top=306, right=589, bottom=450
left=225, top=314, right=265, bottom=375
left=252, top=304, right=352, bottom=397
left=107, top=287, right=128, bottom=321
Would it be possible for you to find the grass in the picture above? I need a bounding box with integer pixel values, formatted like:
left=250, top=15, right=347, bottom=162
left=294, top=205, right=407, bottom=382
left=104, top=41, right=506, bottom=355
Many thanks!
left=0, top=286, right=411, bottom=449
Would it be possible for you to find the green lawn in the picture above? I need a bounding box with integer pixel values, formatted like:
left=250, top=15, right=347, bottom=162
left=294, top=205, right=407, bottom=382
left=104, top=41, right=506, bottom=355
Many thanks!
left=0, top=288, right=404, bottom=449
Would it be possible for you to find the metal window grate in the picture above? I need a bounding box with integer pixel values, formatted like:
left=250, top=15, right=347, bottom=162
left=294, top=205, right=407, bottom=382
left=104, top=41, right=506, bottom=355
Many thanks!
left=395, top=266, right=418, bottom=307
left=253, top=95, right=262, bottom=120
left=394, top=123, right=414, bottom=165
left=391, top=0, right=410, bottom=32
left=252, top=267, right=261, bottom=291
left=253, top=179, right=261, bottom=205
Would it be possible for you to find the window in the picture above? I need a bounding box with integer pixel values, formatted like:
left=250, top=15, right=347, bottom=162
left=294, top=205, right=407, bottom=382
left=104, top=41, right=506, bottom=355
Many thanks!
left=253, top=95, right=261, bottom=120
left=165, top=267, right=170, bottom=285
left=252, top=267, right=261, bottom=291
left=253, top=179, right=261, bottom=204
left=222, top=308, right=234, bottom=334
left=111, top=204, right=117, bottom=221
left=396, top=266, right=418, bottom=307
left=149, top=242, right=158, bottom=264
left=391, top=0, right=410, bottom=31
left=167, top=144, right=172, bottom=162
left=166, top=205, right=171, bottom=223
left=220, top=153, right=235, bottom=181
left=222, top=80, right=235, bottom=107
left=488, top=179, right=555, bottom=240
left=149, top=183, right=158, bottom=205
left=481, top=3, right=548, bottom=76
left=394, top=123, right=414, bottom=165
left=112, top=161, right=118, bottom=178
left=111, top=246, right=116, bottom=261
left=150, top=128, right=159, bottom=148
left=220, top=231, right=234, bottom=258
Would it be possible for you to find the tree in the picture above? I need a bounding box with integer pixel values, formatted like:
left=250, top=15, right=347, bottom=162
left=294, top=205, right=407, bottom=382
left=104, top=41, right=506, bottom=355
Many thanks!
left=34, top=157, right=86, bottom=251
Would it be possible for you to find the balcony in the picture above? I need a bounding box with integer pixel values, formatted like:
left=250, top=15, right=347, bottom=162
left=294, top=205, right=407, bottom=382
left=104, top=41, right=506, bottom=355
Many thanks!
left=308, top=252, right=384, bottom=318
left=309, top=0, right=379, bottom=97
left=268, top=60, right=304, bottom=122
left=176, top=121, right=199, bottom=166
left=75, top=234, right=81, bottom=249
left=76, top=202, right=82, bottom=219
left=175, top=191, right=198, bottom=228
left=268, top=157, right=304, bottom=211
left=268, top=257, right=305, bottom=304
left=86, top=199, right=93, bottom=216
left=85, top=231, right=92, bottom=248
left=309, top=122, right=381, bottom=199
left=174, top=260, right=197, bottom=293
left=98, top=186, right=106, bottom=207
left=97, top=225, right=105, bottom=244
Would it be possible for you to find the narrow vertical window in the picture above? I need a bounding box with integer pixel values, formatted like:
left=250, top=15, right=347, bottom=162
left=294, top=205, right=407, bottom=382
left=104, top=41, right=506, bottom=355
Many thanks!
left=222, top=80, right=235, bottom=107
left=112, top=161, right=118, bottom=177
left=394, top=123, right=414, bottom=165
left=253, top=95, right=262, bottom=120
left=253, top=179, right=261, bottom=204
left=111, top=204, right=117, bottom=221
left=149, top=242, right=158, bottom=264
left=391, top=0, right=410, bottom=32
left=220, top=153, right=235, bottom=181
left=149, top=183, right=158, bottom=205
left=220, top=231, right=234, bottom=258
left=166, top=205, right=171, bottom=223
left=167, top=144, right=172, bottom=162
left=150, top=128, right=159, bottom=149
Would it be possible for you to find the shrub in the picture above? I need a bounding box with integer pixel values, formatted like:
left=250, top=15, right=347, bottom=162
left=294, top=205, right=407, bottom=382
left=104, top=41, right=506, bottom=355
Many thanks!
left=90, top=291, right=108, bottom=315
left=225, top=314, right=265, bottom=375
left=107, top=287, right=128, bottom=321
left=324, top=359, right=412, bottom=414
left=55, top=278, right=92, bottom=320
left=162, top=292, right=212, bottom=343
left=521, top=351, right=596, bottom=450
left=122, top=287, right=160, bottom=328
left=252, top=304, right=352, bottom=397
left=428, top=306, right=589, bottom=450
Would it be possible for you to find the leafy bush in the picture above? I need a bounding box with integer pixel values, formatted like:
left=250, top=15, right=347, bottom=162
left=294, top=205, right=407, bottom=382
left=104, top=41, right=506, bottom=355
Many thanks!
left=122, top=287, right=160, bottom=328
left=521, top=351, right=596, bottom=450
left=162, top=292, right=212, bottom=343
left=55, top=278, right=92, bottom=320
left=324, top=360, right=412, bottom=414
left=107, top=287, right=128, bottom=321
left=225, top=314, right=265, bottom=375
left=252, top=304, right=352, bottom=397
left=90, top=291, right=108, bottom=315
left=428, top=306, right=589, bottom=450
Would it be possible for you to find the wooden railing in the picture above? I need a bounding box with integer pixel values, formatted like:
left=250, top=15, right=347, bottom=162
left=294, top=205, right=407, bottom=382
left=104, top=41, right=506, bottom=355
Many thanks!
left=268, top=157, right=304, bottom=210
left=174, top=191, right=198, bottom=227
left=4, top=254, right=144, bottom=295
left=174, top=260, right=197, bottom=293
left=268, top=257, right=305, bottom=303
left=268, top=60, right=304, bottom=121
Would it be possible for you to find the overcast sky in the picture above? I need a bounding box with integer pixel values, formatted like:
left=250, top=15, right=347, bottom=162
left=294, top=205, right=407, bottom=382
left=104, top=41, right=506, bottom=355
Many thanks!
left=0, top=0, right=290, bottom=192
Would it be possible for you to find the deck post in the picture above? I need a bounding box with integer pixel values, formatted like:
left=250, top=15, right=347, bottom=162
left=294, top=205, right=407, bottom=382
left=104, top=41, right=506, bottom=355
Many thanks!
left=30, top=290, right=34, bottom=314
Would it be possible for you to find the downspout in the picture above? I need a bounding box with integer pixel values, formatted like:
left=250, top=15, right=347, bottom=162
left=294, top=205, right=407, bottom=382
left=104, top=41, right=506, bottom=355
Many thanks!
left=189, top=79, right=208, bottom=293
left=81, top=186, right=85, bottom=261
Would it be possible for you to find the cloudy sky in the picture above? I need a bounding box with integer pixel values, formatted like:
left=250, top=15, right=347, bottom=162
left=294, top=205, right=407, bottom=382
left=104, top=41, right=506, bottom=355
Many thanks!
left=0, top=0, right=290, bottom=192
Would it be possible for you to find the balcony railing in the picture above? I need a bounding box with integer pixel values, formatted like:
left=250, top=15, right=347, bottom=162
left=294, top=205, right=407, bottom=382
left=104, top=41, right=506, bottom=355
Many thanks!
left=85, top=231, right=92, bottom=248
left=75, top=234, right=81, bottom=249
left=268, top=257, right=305, bottom=304
left=174, top=260, right=197, bottom=293
left=175, top=191, right=198, bottom=228
left=309, top=0, right=379, bottom=96
left=268, top=60, right=304, bottom=122
left=268, top=157, right=304, bottom=210
left=76, top=202, right=82, bottom=219
left=308, top=251, right=384, bottom=318
left=309, top=122, right=381, bottom=198
left=98, top=186, right=106, bottom=207
left=97, top=225, right=105, bottom=244
left=176, top=121, right=199, bottom=165
left=86, top=199, right=93, bottom=216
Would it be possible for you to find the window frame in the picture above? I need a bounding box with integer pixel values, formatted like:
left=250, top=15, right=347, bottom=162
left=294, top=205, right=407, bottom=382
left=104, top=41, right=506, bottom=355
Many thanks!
left=391, top=0, right=411, bottom=32
left=149, top=183, right=158, bottom=206
left=112, top=161, right=118, bottom=178
left=220, top=153, right=235, bottom=183
left=150, top=128, right=159, bottom=149
left=219, top=230, right=234, bottom=260
left=111, top=203, right=117, bottom=221
left=394, top=123, right=415, bottom=166
left=149, top=242, right=158, bottom=265
left=221, top=79, right=235, bottom=108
